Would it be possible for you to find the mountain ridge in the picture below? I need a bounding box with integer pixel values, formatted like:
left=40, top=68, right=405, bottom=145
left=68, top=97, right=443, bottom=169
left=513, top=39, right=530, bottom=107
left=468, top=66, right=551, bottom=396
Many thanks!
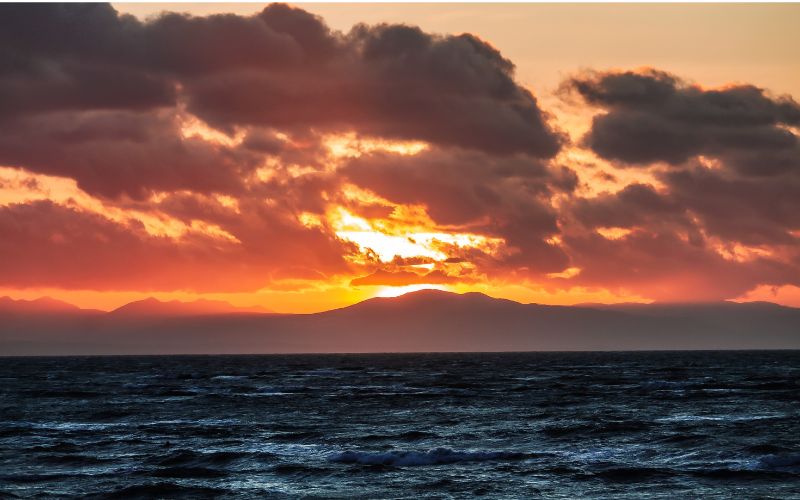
left=108, top=297, right=273, bottom=316
left=1, top=290, right=798, bottom=355
left=0, top=296, right=101, bottom=314
left=2, top=290, right=797, bottom=316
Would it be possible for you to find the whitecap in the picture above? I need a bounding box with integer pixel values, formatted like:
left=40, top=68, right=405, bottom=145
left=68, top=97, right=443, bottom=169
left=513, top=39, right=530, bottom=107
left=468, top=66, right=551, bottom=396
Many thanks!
left=656, top=414, right=784, bottom=423
left=211, top=375, right=248, bottom=380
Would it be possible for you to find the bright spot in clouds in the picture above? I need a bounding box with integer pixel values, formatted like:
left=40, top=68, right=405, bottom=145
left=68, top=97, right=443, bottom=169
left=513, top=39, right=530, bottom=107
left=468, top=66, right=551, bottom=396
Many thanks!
left=329, top=207, right=502, bottom=262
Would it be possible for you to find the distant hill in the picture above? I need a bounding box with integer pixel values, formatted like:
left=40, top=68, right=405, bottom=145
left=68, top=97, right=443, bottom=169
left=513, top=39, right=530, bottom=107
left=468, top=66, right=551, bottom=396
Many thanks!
left=0, top=296, right=99, bottom=315
left=109, top=298, right=272, bottom=316
left=1, top=290, right=798, bottom=355
left=581, top=300, right=789, bottom=315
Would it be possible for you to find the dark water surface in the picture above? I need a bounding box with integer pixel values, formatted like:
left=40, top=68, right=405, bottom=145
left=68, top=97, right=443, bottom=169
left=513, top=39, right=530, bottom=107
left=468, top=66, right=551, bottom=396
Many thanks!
left=1, top=352, right=799, bottom=498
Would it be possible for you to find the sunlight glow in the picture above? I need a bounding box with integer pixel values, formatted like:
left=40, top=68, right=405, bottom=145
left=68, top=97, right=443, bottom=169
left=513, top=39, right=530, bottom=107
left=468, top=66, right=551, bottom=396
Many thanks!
left=325, top=133, right=429, bottom=158
left=329, top=207, right=502, bottom=263
left=713, top=241, right=774, bottom=262
left=596, top=227, right=633, bottom=240
left=546, top=267, right=582, bottom=279
left=375, top=284, right=447, bottom=298
left=179, top=114, right=244, bottom=146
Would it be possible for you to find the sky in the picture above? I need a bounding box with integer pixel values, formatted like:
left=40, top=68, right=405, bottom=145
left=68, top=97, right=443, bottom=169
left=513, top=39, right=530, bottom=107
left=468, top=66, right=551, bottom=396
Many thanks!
left=1, top=3, right=799, bottom=312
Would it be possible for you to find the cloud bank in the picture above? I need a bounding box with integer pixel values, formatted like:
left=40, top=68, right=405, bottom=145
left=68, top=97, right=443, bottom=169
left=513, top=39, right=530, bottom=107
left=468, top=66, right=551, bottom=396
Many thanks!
left=0, top=4, right=798, bottom=304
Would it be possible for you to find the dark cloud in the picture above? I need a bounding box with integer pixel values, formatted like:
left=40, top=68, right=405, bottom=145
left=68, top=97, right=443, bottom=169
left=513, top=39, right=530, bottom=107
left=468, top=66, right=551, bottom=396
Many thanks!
left=1, top=4, right=798, bottom=304
left=343, top=148, right=565, bottom=226
left=563, top=168, right=799, bottom=298
left=563, top=69, right=800, bottom=173
left=182, top=23, right=564, bottom=156
left=0, top=111, right=255, bottom=199
left=569, top=183, right=687, bottom=231
left=1, top=3, right=563, bottom=159
left=0, top=4, right=174, bottom=117
left=568, top=153, right=800, bottom=252
left=554, top=67, right=800, bottom=299
left=0, top=4, right=330, bottom=76
left=561, top=230, right=799, bottom=302
left=0, top=61, right=176, bottom=118
left=0, top=2, right=565, bottom=210
left=662, top=165, right=800, bottom=247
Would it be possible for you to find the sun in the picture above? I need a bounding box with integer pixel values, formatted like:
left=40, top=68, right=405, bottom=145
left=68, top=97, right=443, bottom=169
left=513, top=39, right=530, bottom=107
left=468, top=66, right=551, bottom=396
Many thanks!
left=374, top=284, right=448, bottom=298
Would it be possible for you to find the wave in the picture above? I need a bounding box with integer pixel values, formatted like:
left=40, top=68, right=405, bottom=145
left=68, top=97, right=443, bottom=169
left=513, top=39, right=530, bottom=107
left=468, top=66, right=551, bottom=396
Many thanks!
left=655, top=432, right=710, bottom=444
left=758, top=453, right=800, bottom=469
left=84, top=482, right=227, bottom=499
left=269, top=431, right=323, bottom=441
left=87, top=409, right=136, bottom=420
left=542, top=420, right=651, bottom=437
left=33, top=454, right=110, bottom=466
left=358, top=430, right=440, bottom=442
left=149, top=466, right=227, bottom=479
left=29, top=441, right=81, bottom=453
left=590, top=466, right=676, bottom=482
left=639, top=380, right=687, bottom=391
left=328, top=447, right=527, bottom=466
left=19, top=389, right=103, bottom=399
left=744, top=444, right=790, bottom=454
left=146, top=449, right=272, bottom=468
left=691, top=468, right=798, bottom=480
left=656, top=414, right=784, bottom=424
left=271, top=463, right=332, bottom=475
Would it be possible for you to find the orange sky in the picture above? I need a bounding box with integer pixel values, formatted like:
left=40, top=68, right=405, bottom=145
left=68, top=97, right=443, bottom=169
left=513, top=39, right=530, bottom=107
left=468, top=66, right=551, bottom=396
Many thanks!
left=1, top=3, right=799, bottom=312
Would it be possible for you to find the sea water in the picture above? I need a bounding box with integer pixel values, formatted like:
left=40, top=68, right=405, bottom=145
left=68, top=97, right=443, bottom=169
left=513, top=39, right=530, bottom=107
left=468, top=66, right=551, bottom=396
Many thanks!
left=1, top=351, right=799, bottom=498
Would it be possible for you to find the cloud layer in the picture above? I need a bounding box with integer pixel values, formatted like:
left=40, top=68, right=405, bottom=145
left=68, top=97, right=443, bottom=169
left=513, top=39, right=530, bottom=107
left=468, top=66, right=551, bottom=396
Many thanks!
left=0, top=4, right=798, bottom=304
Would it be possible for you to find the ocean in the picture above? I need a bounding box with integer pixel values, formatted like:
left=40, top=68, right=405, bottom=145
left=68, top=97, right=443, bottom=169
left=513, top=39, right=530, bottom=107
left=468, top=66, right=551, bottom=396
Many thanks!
left=1, top=351, right=799, bottom=498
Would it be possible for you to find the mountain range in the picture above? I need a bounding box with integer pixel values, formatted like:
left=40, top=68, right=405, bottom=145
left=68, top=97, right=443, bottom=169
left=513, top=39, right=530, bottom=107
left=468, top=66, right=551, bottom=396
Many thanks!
left=1, top=290, right=798, bottom=355
left=108, top=298, right=272, bottom=316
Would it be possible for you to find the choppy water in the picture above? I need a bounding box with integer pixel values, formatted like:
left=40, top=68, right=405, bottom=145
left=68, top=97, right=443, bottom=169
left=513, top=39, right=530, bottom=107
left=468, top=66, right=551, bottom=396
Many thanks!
left=1, top=352, right=799, bottom=498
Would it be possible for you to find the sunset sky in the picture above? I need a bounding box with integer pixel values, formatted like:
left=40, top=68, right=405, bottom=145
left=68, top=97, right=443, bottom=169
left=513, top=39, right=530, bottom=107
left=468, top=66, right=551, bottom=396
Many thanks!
left=1, top=3, right=799, bottom=312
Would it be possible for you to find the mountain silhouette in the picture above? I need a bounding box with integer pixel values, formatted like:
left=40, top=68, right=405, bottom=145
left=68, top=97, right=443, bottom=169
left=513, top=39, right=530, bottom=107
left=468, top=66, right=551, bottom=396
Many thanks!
left=0, top=296, right=99, bottom=314
left=1, top=290, right=798, bottom=355
left=109, top=297, right=272, bottom=316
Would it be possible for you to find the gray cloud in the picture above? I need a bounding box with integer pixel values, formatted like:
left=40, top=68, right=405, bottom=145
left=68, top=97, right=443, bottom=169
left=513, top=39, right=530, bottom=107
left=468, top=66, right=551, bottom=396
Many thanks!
left=563, top=68, right=800, bottom=173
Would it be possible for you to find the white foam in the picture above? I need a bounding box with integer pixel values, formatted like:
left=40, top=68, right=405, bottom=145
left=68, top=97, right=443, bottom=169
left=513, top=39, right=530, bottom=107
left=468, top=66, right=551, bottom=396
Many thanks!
left=656, top=414, right=783, bottom=423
